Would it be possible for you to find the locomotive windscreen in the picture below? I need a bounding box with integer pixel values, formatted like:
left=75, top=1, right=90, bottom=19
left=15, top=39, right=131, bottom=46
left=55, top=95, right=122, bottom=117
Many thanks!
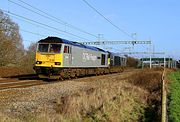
left=38, top=44, right=49, bottom=53
left=37, top=44, right=62, bottom=53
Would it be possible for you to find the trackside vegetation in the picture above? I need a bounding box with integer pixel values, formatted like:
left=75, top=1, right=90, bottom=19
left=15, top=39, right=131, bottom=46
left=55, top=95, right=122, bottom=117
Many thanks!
left=168, top=71, right=180, bottom=122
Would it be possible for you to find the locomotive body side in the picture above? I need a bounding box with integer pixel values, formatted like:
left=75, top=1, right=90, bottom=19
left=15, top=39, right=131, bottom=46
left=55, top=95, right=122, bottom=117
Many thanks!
left=63, top=44, right=108, bottom=68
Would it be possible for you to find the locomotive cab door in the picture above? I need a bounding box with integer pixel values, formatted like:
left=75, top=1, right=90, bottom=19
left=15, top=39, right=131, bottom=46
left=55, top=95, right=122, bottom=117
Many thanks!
left=101, top=54, right=106, bottom=65
left=69, top=46, right=72, bottom=65
left=63, top=45, right=72, bottom=67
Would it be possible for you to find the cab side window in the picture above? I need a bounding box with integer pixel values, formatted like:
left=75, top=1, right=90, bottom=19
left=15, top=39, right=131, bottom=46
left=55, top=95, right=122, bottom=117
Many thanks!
left=64, top=46, right=71, bottom=53
left=64, top=46, right=68, bottom=53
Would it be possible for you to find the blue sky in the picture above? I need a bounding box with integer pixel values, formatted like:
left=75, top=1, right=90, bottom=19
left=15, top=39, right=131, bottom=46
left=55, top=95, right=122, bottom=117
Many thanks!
left=1, top=0, right=180, bottom=59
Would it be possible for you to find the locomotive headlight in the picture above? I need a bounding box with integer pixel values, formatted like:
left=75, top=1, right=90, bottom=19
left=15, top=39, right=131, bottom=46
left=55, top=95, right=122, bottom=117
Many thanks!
left=36, top=61, right=42, bottom=64
left=55, top=62, right=61, bottom=65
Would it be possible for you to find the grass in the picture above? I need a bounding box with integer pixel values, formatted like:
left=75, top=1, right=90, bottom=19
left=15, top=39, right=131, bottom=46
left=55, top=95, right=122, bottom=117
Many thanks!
left=0, top=79, right=147, bottom=122
left=47, top=80, right=148, bottom=122
left=0, top=113, right=21, bottom=122
left=35, top=79, right=148, bottom=122
left=0, top=68, right=163, bottom=122
left=32, top=69, right=162, bottom=122
left=168, top=71, right=180, bottom=122
left=128, top=69, right=163, bottom=121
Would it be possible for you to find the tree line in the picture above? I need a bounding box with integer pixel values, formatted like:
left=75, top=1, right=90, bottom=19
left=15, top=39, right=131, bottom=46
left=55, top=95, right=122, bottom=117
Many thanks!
left=0, top=10, right=36, bottom=73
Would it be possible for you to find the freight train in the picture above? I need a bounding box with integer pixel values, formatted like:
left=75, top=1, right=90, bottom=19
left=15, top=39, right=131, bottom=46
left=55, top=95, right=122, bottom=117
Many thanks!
left=33, top=37, right=126, bottom=79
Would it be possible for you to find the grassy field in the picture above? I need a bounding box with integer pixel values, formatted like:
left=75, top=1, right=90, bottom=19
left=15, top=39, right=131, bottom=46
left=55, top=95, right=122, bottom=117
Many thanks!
left=168, top=71, right=180, bottom=122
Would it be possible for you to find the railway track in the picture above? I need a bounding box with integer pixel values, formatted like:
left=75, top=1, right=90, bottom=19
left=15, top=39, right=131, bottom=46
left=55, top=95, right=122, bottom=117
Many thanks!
left=0, top=78, right=48, bottom=90
left=0, top=69, right=139, bottom=91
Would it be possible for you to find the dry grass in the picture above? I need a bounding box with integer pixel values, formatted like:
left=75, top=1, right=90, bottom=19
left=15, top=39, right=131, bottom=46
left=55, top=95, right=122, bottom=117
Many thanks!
left=128, top=69, right=162, bottom=92
left=0, top=113, right=21, bottom=122
left=0, top=67, right=27, bottom=78
left=128, top=68, right=163, bottom=121
left=28, top=80, right=148, bottom=122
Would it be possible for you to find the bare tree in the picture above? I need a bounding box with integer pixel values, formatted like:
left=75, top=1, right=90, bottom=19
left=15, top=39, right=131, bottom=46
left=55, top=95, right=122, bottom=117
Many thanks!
left=0, top=10, right=24, bottom=66
left=20, top=43, right=37, bottom=73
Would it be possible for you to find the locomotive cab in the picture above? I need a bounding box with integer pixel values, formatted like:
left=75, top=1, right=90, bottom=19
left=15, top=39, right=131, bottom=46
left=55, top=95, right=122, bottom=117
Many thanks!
left=34, top=41, right=65, bottom=78
left=35, top=43, right=63, bottom=67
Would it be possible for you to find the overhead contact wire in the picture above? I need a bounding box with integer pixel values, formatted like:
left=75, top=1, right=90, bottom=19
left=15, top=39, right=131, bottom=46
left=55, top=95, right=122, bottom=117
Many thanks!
left=2, top=10, right=90, bottom=41
left=82, top=0, right=135, bottom=40
left=10, top=0, right=98, bottom=39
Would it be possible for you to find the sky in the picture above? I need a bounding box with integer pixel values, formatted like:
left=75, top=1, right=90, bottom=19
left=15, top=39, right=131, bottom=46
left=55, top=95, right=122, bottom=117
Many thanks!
left=0, top=0, right=180, bottom=59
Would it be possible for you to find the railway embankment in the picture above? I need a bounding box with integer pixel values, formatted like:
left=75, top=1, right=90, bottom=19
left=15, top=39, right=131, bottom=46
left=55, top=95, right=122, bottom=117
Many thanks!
left=0, top=68, right=163, bottom=121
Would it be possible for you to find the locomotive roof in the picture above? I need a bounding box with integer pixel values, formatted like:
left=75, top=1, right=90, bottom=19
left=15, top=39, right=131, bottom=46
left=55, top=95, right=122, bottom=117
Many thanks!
left=38, top=37, right=107, bottom=53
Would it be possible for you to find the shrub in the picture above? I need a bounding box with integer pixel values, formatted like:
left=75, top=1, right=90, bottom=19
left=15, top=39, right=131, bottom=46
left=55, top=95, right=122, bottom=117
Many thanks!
left=126, top=57, right=139, bottom=68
